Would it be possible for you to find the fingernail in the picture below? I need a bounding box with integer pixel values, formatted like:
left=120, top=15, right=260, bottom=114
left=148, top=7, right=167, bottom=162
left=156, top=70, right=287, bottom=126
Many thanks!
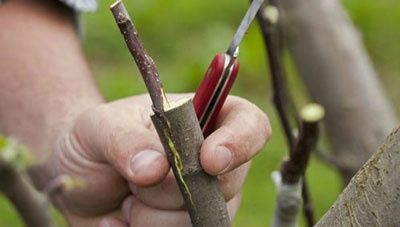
left=130, top=150, right=162, bottom=177
left=214, top=146, right=232, bottom=174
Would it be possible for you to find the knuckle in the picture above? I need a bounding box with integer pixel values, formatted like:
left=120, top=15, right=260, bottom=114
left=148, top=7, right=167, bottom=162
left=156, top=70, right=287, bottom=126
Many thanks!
left=74, top=104, right=109, bottom=134
left=259, top=109, right=272, bottom=142
left=248, top=103, right=272, bottom=145
left=235, top=105, right=271, bottom=163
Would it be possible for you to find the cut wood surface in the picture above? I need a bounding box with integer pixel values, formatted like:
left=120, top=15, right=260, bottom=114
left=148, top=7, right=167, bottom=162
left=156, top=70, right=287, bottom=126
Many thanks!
left=151, top=99, right=229, bottom=227
left=111, top=1, right=230, bottom=225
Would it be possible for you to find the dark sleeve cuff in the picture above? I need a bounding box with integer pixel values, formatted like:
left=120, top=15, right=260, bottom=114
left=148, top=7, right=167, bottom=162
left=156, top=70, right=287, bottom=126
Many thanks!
left=58, top=0, right=97, bottom=12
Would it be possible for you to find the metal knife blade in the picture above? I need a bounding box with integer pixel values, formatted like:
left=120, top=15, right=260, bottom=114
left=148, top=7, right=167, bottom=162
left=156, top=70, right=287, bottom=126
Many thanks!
left=226, top=0, right=264, bottom=57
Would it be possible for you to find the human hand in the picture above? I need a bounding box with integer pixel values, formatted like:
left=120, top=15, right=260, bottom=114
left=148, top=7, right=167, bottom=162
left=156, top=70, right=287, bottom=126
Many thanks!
left=50, top=94, right=271, bottom=226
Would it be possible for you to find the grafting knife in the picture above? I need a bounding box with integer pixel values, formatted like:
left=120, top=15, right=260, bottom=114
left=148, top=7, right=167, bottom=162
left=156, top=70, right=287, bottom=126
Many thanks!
left=193, top=0, right=264, bottom=137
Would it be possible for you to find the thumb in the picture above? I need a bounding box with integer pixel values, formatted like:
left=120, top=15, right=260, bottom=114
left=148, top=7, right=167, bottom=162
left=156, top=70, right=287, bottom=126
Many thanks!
left=72, top=101, right=170, bottom=187
left=129, top=149, right=169, bottom=186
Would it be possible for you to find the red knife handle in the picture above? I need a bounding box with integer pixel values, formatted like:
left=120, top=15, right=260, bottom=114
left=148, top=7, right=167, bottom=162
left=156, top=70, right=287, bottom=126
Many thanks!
left=193, top=53, right=240, bottom=137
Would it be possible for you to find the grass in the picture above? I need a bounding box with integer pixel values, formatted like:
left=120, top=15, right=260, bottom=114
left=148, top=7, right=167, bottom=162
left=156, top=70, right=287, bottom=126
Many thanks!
left=1, top=0, right=399, bottom=226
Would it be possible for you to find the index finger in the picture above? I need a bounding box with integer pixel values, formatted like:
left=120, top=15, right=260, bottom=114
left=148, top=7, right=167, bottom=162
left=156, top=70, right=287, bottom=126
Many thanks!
left=199, top=96, right=271, bottom=175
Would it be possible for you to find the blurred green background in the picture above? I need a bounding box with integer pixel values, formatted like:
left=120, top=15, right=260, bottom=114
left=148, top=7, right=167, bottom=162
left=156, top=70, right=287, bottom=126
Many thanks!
left=1, top=0, right=399, bottom=226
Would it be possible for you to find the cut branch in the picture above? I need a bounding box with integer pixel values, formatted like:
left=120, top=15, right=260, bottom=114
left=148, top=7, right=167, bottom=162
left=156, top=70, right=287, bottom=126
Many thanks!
left=272, top=104, right=324, bottom=227
left=256, top=2, right=315, bottom=225
left=151, top=99, right=230, bottom=226
left=281, top=104, right=324, bottom=184
left=282, top=104, right=323, bottom=226
left=110, top=1, right=229, bottom=226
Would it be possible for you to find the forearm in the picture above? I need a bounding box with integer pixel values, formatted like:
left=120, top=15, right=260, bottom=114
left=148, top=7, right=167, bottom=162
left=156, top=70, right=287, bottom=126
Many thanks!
left=0, top=0, right=103, bottom=161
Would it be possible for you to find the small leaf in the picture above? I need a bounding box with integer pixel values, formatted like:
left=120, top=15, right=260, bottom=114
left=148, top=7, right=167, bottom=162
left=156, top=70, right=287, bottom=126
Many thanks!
left=0, top=135, right=33, bottom=170
left=0, top=135, right=6, bottom=149
left=61, top=175, right=87, bottom=191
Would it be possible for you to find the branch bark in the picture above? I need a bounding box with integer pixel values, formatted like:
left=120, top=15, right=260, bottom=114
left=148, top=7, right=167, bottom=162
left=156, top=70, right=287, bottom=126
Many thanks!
left=256, top=1, right=295, bottom=150
left=315, top=125, right=400, bottom=226
left=0, top=161, right=54, bottom=227
left=110, top=1, right=229, bottom=226
left=272, top=104, right=324, bottom=227
left=255, top=3, right=315, bottom=225
left=110, top=0, right=167, bottom=112
left=278, top=0, right=398, bottom=183
left=151, top=99, right=229, bottom=227
left=281, top=104, right=323, bottom=184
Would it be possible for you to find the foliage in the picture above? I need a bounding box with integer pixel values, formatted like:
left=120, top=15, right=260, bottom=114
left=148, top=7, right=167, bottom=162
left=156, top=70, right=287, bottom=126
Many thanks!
left=0, top=135, right=33, bottom=171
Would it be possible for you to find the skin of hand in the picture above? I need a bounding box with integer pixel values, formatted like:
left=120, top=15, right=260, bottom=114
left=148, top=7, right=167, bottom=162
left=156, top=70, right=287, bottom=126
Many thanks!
left=0, top=0, right=271, bottom=226
left=53, top=95, right=271, bottom=226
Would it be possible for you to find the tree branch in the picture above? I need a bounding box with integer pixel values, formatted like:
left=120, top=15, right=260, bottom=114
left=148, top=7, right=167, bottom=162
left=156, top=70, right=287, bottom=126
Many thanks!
left=281, top=104, right=324, bottom=184
left=0, top=136, right=54, bottom=227
left=315, top=125, right=400, bottom=226
left=110, top=0, right=167, bottom=112
left=278, top=0, right=397, bottom=184
left=255, top=2, right=316, bottom=225
left=272, top=104, right=324, bottom=227
left=151, top=99, right=230, bottom=226
left=0, top=162, right=54, bottom=227
left=314, top=148, right=349, bottom=172
left=110, top=1, right=229, bottom=226
left=256, top=2, right=295, bottom=150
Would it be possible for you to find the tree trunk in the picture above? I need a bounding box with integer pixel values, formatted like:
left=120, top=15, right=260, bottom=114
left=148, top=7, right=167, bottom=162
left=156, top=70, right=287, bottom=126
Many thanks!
left=278, top=0, right=398, bottom=183
left=315, top=125, right=400, bottom=226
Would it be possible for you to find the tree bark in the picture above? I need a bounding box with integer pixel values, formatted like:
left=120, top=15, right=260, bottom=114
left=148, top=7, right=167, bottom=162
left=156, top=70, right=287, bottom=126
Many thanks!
left=315, top=125, right=400, bottom=226
left=278, top=0, right=398, bottom=183
left=151, top=99, right=230, bottom=227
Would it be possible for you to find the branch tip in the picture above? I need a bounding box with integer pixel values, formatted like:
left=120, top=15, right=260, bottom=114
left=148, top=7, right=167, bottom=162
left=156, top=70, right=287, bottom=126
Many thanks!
left=300, top=103, right=325, bottom=123
left=263, top=5, right=279, bottom=24
left=110, top=0, right=121, bottom=9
